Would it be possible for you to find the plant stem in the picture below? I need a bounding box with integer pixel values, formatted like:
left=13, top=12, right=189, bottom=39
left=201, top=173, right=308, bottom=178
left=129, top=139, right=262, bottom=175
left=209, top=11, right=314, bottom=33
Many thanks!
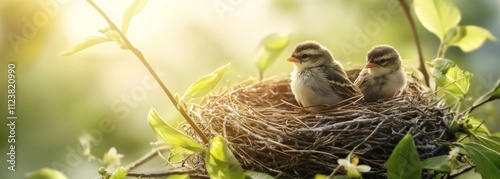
left=327, top=166, right=341, bottom=179
left=462, top=99, right=488, bottom=117
left=398, top=0, right=430, bottom=87
left=86, top=0, right=209, bottom=144
left=436, top=43, right=448, bottom=59
left=469, top=99, right=488, bottom=113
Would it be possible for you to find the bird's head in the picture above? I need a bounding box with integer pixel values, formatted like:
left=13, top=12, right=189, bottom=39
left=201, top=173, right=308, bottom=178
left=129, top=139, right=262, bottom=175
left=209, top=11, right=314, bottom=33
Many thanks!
left=364, top=45, right=402, bottom=75
left=287, top=41, right=334, bottom=69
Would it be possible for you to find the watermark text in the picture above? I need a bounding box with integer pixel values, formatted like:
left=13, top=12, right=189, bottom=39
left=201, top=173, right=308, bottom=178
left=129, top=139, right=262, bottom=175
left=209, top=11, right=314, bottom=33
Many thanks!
left=6, top=63, right=17, bottom=171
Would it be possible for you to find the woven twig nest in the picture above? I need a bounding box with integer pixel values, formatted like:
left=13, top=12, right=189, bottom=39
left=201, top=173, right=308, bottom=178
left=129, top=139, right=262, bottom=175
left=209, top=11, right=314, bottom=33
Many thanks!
left=186, top=72, right=453, bottom=178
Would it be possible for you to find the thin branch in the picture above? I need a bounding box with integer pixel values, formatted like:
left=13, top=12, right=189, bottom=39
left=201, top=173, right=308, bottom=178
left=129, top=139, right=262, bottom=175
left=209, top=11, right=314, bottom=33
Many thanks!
left=86, top=0, right=209, bottom=144
left=124, top=146, right=169, bottom=171
left=466, top=100, right=487, bottom=114
left=398, top=0, right=430, bottom=87
left=463, top=79, right=500, bottom=115
left=127, top=170, right=209, bottom=178
left=123, top=147, right=208, bottom=178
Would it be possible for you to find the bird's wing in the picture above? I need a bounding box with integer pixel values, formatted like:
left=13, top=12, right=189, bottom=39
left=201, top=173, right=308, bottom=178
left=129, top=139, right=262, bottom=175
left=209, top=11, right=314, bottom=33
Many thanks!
left=325, top=67, right=362, bottom=98
left=353, top=69, right=369, bottom=87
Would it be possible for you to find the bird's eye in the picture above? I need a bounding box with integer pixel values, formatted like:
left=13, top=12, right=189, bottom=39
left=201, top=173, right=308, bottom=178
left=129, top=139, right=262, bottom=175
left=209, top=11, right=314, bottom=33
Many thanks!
left=379, top=59, right=388, bottom=64
left=301, top=54, right=308, bottom=59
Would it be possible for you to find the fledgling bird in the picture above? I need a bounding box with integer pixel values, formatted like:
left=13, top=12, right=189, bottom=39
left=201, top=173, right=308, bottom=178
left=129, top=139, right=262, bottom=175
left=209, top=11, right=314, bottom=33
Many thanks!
left=354, top=45, right=407, bottom=102
left=288, top=41, right=361, bottom=112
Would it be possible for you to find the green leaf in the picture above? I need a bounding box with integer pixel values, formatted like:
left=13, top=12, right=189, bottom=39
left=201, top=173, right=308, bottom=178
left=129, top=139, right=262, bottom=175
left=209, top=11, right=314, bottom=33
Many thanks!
left=174, top=93, right=181, bottom=102
left=436, top=64, right=473, bottom=99
left=109, top=167, right=127, bottom=179
left=314, top=174, right=347, bottom=179
left=431, top=60, right=472, bottom=105
left=245, top=171, right=275, bottom=179
left=122, top=0, right=148, bottom=35
left=421, top=155, right=451, bottom=173
left=314, top=174, right=328, bottom=179
left=386, top=134, right=422, bottom=179
left=256, top=33, right=290, bottom=80
left=182, top=63, right=230, bottom=99
left=206, top=135, right=245, bottom=179
left=470, top=135, right=500, bottom=154
left=456, top=143, right=500, bottom=179
left=25, top=168, right=68, bottom=179
left=60, top=36, right=111, bottom=56
left=101, top=28, right=124, bottom=46
left=414, top=0, right=461, bottom=41
left=148, top=108, right=203, bottom=152
left=429, top=58, right=455, bottom=80
left=448, top=118, right=459, bottom=134
left=447, top=26, right=498, bottom=52
left=490, top=80, right=500, bottom=100
left=467, top=116, right=490, bottom=135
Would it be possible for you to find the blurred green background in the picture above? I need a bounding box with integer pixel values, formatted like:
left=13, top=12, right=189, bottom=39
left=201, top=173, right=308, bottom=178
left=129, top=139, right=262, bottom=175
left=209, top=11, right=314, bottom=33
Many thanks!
left=0, top=0, right=498, bottom=178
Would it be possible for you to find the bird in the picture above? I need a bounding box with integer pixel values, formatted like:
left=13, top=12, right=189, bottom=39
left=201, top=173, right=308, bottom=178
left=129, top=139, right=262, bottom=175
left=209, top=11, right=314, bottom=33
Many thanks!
left=287, top=41, right=361, bottom=112
left=354, top=45, right=407, bottom=102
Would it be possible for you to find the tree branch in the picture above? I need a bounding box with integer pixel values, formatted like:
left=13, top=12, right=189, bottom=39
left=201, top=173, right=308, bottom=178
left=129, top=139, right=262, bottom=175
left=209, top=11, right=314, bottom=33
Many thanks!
left=398, top=0, right=430, bottom=87
left=86, top=0, right=209, bottom=144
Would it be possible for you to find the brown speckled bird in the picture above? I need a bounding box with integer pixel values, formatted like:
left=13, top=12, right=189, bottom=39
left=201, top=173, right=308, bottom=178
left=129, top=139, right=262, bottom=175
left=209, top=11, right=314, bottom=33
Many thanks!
left=288, top=41, right=361, bottom=111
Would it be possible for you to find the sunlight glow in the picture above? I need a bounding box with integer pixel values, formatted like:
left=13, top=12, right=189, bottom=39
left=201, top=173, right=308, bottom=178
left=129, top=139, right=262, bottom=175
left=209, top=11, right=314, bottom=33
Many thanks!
left=62, top=0, right=136, bottom=43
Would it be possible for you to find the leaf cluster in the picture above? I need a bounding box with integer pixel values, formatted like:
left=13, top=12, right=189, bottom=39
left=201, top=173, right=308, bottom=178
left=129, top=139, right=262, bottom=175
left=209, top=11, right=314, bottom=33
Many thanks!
left=383, top=1, right=500, bottom=178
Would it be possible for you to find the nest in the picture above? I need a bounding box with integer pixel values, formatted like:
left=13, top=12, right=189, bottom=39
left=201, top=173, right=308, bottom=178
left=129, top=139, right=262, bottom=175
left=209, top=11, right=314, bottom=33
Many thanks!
left=186, top=72, right=454, bottom=178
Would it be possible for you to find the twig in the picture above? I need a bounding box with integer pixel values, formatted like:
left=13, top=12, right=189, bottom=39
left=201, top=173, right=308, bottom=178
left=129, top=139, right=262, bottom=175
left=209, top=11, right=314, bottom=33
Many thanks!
left=124, top=146, right=169, bottom=171
left=296, top=118, right=382, bottom=132
left=466, top=100, right=488, bottom=114
left=123, top=147, right=206, bottom=178
left=351, top=119, right=387, bottom=152
left=86, top=0, right=209, bottom=144
left=460, top=78, right=500, bottom=117
left=398, top=0, right=430, bottom=87
left=127, top=170, right=208, bottom=178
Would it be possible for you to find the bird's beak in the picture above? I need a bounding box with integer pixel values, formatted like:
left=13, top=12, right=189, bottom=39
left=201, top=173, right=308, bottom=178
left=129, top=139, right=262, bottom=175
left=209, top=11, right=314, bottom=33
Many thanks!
left=287, top=57, right=300, bottom=63
left=365, top=62, right=377, bottom=68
